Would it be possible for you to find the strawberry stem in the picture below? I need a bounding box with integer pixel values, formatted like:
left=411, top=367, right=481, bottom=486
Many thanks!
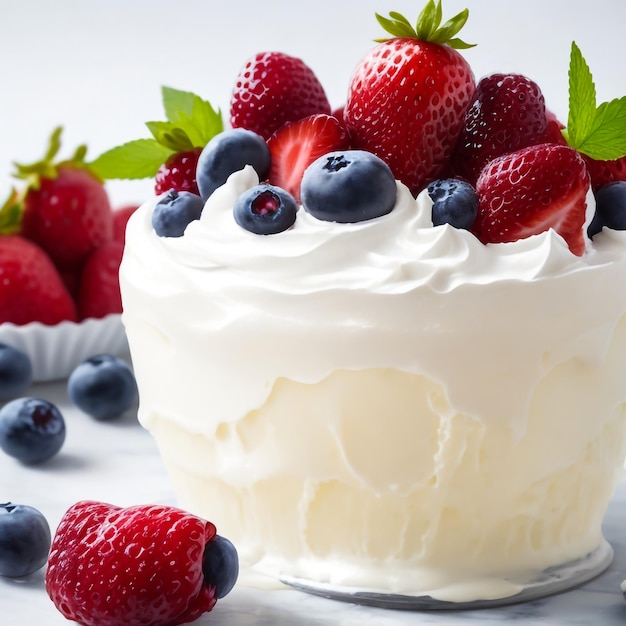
left=375, top=0, right=475, bottom=49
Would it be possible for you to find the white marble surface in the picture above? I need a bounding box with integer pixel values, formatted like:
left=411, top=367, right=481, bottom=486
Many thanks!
left=2, top=368, right=626, bottom=625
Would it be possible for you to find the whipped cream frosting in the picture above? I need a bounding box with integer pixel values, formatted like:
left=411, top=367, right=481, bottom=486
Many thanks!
left=121, top=166, right=626, bottom=435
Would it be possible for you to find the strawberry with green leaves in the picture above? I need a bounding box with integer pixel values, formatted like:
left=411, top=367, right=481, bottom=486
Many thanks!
left=472, top=43, right=626, bottom=255
left=344, top=1, right=476, bottom=195
left=91, top=87, right=223, bottom=196
left=14, top=127, right=114, bottom=271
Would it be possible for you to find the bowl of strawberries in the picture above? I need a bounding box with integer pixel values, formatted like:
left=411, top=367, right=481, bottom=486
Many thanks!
left=0, top=128, right=135, bottom=381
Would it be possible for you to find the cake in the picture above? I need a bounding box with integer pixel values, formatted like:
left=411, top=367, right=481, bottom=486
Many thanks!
left=118, top=3, right=626, bottom=608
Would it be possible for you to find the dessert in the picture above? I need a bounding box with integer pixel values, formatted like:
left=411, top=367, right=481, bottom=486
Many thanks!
left=117, top=1, right=626, bottom=607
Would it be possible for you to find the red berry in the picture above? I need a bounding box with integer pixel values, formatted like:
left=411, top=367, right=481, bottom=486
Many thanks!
left=450, top=74, right=550, bottom=184
left=0, top=235, right=77, bottom=325
left=583, top=154, right=626, bottom=190
left=46, top=501, right=219, bottom=626
left=112, top=204, right=139, bottom=243
left=77, top=241, right=124, bottom=320
left=154, top=148, right=202, bottom=196
left=21, top=166, right=113, bottom=270
left=230, top=51, right=331, bottom=140
left=267, top=114, right=350, bottom=202
left=473, top=144, right=590, bottom=256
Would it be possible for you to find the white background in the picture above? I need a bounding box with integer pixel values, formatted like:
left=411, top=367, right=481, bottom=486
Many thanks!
left=1, top=0, right=625, bottom=208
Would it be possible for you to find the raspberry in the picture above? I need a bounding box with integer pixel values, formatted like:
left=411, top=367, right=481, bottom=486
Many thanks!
left=154, top=147, right=202, bottom=196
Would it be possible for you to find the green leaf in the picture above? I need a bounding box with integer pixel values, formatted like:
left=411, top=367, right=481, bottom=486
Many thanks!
left=415, top=0, right=439, bottom=40
left=375, top=13, right=416, bottom=40
left=431, top=9, right=472, bottom=45
left=89, top=139, right=174, bottom=180
left=567, top=41, right=597, bottom=150
left=0, top=188, right=22, bottom=235
left=162, top=86, right=198, bottom=123
left=145, top=121, right=195, bottom=152
left=576, top=96, right=626, bottom=160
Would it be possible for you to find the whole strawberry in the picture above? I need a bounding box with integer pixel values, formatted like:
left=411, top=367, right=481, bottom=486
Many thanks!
left=154, top=147, right=202, bottom=196
left=46, top=500, right=238, bottom=626
left=450, top=74, right=550, bottom=184
left=16, top=127, right=113, bottom=270
left=344, top=2, right=475, bottom=195
left=0, top=235, right=77, bottom=325
left=77, top=241, right=124, bottom=320
left=230, top=51, right=331, bottom=140
left=473, top=143, right=591, bottom=256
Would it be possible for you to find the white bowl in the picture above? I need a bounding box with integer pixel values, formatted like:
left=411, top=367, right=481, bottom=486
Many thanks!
left=0, top=315, right=129, bottom=382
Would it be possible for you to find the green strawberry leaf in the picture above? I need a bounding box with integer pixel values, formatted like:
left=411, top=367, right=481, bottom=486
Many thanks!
left=89, top=139, right=174, bottom=180
left=0, top=188, right=23, bottom=235
left=565, top=41, right=626, bottom=161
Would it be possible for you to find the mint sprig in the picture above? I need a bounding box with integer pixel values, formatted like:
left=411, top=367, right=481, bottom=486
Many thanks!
left=90, top=87, right=223, bottom=180
left=563, top=42, right=626, bottom=161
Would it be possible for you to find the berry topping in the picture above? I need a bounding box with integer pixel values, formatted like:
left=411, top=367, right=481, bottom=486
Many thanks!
left=473, top=143, right=590, bottom=255
left=202, top=535, right=239, bottom=600
left=344, top=2, right=476, bottom=195
left=77, top=241, right=125, bottom=320
left=301, top=150, right=397, bottom=223
left=233, top=184, right=298, bottom=235
left=15, top=127, right=114, bottom=270
left=588, top=181, right=626, bottom=237
left=196, top=128, right=271, bottom=201
left=67, top=354, right=138, bottom=420
left=46, top=501, right=233, bottom=626
left=154, top=147, right=203, bottom=196
left=0, top=502, right=51, bottom=578
left=0, top=235, right=77, bottom=325
left=267, top=113, right=350, bottom=202
left=427, top=178, right=478, bottom=229
left=152, top=190, right=204, bottom=238
left=450, top=74, right=550, bottom=185
left=230, top=51, right=331, bottom=140
left=0, top=343, right=33, bottom=399
left=0, top=397, right=66, bottom=464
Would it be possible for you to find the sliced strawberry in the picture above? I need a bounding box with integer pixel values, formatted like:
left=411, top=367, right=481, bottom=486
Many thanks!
left=267, top=114, right=350, bottom=202
left=230, top=51, right=331, bottom=140
left=46, top=501, right=219, bottom=626
left=0, top=235, right=77, bottom=325
left=77, top=241, right=124, bottom=320
left=473, top=143, right=590, bottom=256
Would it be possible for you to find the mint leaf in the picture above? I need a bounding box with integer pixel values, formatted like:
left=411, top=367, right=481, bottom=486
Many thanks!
left=577, top=96, right=626, bottom=160
left=145, top=121, right=195, bottom=152
left=89, top=139, right=173, bottom=180
left=567, top=42, right=596, bottom=149
left=565, top=42, right=626, bottom=160
left=162, top=86, right=198, bottom=122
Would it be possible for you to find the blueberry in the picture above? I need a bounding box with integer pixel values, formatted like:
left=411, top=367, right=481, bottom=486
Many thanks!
left=233, top=184, right=297, bottom=235
left=203, top=535, right=239, bottom=599
left=67, top=354, right=138, bottom=420
left=427, top=178, right=478, bottom=230
left=588, top=181, right=626, bottom=238
left=196, top=129, right=270, bottom=201
left=300, top=150, right=396, bottom=223
left=0, top=502, right=51, bottom=578
left=0, top=343, right=32, bottom=399
left=0, top=398, right=65, bottom=464
left=152, top=189, right=204, bottom=237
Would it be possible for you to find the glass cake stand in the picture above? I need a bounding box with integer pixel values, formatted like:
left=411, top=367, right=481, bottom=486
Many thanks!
left=280, top=539, right=613, bottom=610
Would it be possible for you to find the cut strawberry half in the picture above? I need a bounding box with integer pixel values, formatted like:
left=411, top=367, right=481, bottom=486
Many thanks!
left=473, top=143, right=591, bottom=256
left=267, top=114, right=350, bottom=203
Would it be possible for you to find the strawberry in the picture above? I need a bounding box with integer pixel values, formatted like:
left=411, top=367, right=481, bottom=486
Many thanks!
left=473, top=143, right=590, bottom=256
left=0, top=235, right=77, bottom=325
left=154, top=147, right=202, bottom=196
left=46, top=501, right=235, bottom=626
left=582, top=154, right=626, bottom=190
left=267, top=114, right=350, bottom=202
left=77, top=241, right=124, bottom=320
left=112, top=204, right=139, bottom=243
left=230, top=51, right=331, bottom=140
left=15, top=127, right=113, bottom=270
left=450, top=74, right=550, bottom=185
left=343, top=3, right=475, bottom=195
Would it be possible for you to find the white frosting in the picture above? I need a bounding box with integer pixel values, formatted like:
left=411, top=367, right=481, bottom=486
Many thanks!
left=120, top=167, right=626, bottom=602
